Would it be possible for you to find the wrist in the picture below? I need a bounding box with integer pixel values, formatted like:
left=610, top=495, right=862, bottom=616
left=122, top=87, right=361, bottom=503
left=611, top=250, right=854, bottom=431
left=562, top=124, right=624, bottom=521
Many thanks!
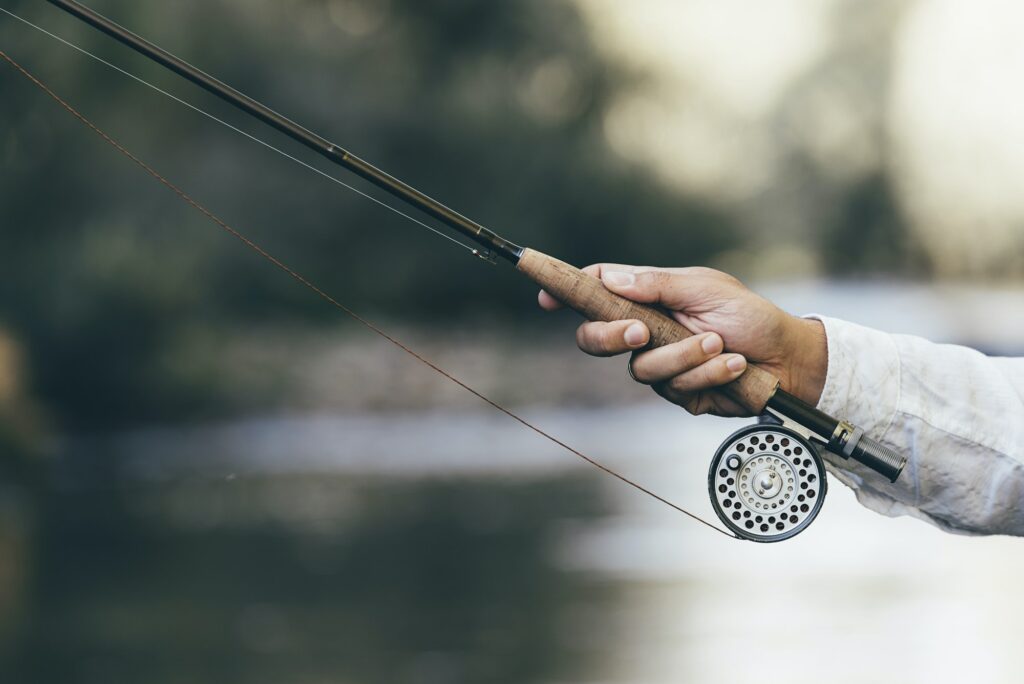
left=783, top=317, right=828, bottom=406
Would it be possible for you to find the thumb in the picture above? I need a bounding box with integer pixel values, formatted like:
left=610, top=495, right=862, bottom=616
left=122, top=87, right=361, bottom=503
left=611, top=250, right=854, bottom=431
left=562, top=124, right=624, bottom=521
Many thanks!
left=601, top=268, right=696, bottom=309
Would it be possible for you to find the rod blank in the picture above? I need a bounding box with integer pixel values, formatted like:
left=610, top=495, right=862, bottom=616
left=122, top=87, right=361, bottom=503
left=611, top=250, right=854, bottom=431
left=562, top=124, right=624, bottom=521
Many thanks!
left=45, top=0, right=524, bottom=263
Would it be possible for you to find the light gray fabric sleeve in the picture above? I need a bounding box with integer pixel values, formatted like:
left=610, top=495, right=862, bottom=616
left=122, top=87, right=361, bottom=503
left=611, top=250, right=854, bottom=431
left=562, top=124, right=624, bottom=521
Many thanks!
left=807, top=315, right=1024, bottom=536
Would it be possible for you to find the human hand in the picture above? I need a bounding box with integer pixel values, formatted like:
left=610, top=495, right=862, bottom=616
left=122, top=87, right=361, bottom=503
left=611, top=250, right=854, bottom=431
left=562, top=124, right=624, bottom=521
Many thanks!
left=538, top=264, right=827, bottom=417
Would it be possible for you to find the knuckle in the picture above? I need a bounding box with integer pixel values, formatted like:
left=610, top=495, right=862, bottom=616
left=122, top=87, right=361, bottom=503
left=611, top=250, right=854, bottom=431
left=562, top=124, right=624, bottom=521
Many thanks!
left=681, top=393, right=704, bottom=416
left=629, top=352, right=652, bottom=383
left=700, top=360, right=723, bottom=386
left=689, top=266, right=720, bottom=279
left=599, top=328, right=621, bottom=354
left=667, top=360, right=722, bottom=394
left=577, top=323, right=617, bottom=356
left=639, top=270, right=674, bottom=290
left=575, top=324, right=597, bottom=353
left=692, top=265, right=740, bottom=285
left=668, top=373, right=694, bottom=394
left=652, top=382, right=675, bottom=403
left=654, top=383, right=704, bottom=415
left=677, top=337, right=705, bottom=368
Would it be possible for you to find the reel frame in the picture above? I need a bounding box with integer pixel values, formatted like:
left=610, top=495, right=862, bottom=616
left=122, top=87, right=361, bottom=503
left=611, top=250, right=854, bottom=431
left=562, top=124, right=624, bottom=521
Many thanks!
left=708, top=423, right=828, bottom=543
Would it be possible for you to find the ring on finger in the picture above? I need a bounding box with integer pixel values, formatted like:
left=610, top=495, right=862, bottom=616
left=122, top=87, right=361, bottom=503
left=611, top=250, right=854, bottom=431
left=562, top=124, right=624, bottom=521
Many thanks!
left=627, top=351, right=641, bottom=383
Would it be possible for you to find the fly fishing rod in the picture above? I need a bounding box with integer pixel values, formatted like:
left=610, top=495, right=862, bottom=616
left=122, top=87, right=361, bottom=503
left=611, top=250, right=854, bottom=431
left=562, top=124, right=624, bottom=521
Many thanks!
left=42, top=0, right=905, bottom=542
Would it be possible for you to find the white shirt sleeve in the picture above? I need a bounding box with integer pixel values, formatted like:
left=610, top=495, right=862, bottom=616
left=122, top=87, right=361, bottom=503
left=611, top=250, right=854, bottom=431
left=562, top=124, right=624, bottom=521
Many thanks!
left=808, top=316, right=1024, bottom=536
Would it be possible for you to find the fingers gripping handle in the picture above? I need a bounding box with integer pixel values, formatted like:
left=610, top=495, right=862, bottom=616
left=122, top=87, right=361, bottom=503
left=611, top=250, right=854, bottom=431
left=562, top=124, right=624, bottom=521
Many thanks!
left=517, top=249, right=779, bottom=413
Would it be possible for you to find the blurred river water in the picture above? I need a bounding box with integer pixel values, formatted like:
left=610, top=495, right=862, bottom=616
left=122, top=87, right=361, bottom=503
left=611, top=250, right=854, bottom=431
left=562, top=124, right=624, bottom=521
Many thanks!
left=4, top=282, right=1024, bottom=684
left=9, top=404, right=1024, bottom=684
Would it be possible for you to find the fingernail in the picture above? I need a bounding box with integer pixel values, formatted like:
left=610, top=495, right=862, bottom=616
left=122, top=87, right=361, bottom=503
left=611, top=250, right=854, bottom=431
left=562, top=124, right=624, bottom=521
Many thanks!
left=624, top=322, right=647, bottom=346
left=701, top=333, right=722, bottom=354
left=603, top=271, right=635, bottom=287
left=726, top=355, right=746, bottom=372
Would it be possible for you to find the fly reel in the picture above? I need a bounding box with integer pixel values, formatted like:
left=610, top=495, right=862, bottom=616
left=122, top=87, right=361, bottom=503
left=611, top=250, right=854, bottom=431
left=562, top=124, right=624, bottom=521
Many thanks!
left=708, top=423, right=827, bottom=542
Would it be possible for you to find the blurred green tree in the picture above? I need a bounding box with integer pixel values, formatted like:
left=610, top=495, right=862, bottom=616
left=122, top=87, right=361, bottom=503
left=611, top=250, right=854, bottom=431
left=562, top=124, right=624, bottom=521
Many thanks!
left=1, top=0, right=735, bottom=430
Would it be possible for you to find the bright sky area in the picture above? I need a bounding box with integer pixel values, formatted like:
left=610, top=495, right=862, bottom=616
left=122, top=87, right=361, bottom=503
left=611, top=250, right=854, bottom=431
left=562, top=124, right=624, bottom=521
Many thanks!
left=577, top=0, right=1024, bottom=278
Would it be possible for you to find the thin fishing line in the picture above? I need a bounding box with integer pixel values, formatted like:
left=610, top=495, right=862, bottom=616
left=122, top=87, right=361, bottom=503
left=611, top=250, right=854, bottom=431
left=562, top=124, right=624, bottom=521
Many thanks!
left=0, top=5, right=482, bottom=258
left=0, top=45, right=735, bottom=539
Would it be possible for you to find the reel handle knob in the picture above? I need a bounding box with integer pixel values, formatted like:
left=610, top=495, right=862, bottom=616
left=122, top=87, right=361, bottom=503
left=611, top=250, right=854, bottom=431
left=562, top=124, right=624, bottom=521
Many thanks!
left=517, top=248, right=780, bottom=413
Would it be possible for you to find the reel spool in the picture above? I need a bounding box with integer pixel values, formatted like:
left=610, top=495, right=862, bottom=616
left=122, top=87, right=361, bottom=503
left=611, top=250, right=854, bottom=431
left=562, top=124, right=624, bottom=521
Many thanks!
left=708, top=424, right=827, bottom=542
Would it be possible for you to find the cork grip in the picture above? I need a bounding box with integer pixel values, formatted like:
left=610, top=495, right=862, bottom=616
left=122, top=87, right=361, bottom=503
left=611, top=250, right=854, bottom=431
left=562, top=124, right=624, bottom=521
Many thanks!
left=518, top=248, right=779, bottom=413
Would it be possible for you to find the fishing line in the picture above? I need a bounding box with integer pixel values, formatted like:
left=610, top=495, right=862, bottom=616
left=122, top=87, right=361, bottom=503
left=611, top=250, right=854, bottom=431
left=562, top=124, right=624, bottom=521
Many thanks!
left=14, top=0, right=908, bottom=543
left=0, top=5, right=485, bottom=259
left=0, top=40, right=735, bottom=538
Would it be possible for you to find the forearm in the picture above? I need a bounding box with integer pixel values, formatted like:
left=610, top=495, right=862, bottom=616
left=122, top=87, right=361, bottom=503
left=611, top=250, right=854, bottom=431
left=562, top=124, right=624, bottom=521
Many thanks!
left=809, top=316, right=1024, bottom=535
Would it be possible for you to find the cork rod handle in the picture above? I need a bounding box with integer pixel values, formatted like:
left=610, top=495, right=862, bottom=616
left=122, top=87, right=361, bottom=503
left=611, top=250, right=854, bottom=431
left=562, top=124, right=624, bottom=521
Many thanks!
left=517, top=248, right=779, bottom=413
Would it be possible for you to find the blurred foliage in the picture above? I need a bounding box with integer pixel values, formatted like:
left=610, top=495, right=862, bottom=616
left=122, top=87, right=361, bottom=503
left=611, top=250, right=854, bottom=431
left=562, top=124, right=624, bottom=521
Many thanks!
left=0, top=329, right=41, bottom=654
left=757, top=0, right=929, bottom=278
left=0, top=0, right=734, bottom=430
left=820, top=172, right=930, bottom=276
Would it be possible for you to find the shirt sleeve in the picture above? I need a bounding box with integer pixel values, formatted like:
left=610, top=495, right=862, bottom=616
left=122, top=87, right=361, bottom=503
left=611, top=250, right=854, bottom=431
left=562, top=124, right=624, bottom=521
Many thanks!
left=807, top=315, right=1024, bottom=536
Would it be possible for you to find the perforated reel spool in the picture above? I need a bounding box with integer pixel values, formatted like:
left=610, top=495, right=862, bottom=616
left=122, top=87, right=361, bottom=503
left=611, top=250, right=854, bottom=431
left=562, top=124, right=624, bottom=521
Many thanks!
left=708, top=424, right=827, bottom=542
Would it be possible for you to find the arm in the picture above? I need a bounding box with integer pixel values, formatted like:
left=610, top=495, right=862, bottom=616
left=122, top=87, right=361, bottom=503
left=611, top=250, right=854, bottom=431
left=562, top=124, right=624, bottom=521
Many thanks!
left=811, top=316, right=1024, bottom=535
left=540, top=265, right=1024, bottom=536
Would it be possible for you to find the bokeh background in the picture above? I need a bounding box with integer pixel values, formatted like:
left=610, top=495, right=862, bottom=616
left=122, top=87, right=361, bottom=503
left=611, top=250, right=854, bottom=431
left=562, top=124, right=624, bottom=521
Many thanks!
left=3, top=0, right=1024, bottom=682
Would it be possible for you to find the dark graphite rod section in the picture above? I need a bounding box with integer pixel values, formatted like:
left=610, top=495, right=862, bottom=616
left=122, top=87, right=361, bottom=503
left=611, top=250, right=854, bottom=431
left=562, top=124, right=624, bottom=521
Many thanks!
left=46, top=0, right=525, bottom=263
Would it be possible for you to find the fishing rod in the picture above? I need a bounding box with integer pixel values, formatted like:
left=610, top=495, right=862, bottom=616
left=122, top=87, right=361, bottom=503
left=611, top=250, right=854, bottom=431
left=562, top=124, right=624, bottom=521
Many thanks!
left=30, top=0, right=905, bottom=542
